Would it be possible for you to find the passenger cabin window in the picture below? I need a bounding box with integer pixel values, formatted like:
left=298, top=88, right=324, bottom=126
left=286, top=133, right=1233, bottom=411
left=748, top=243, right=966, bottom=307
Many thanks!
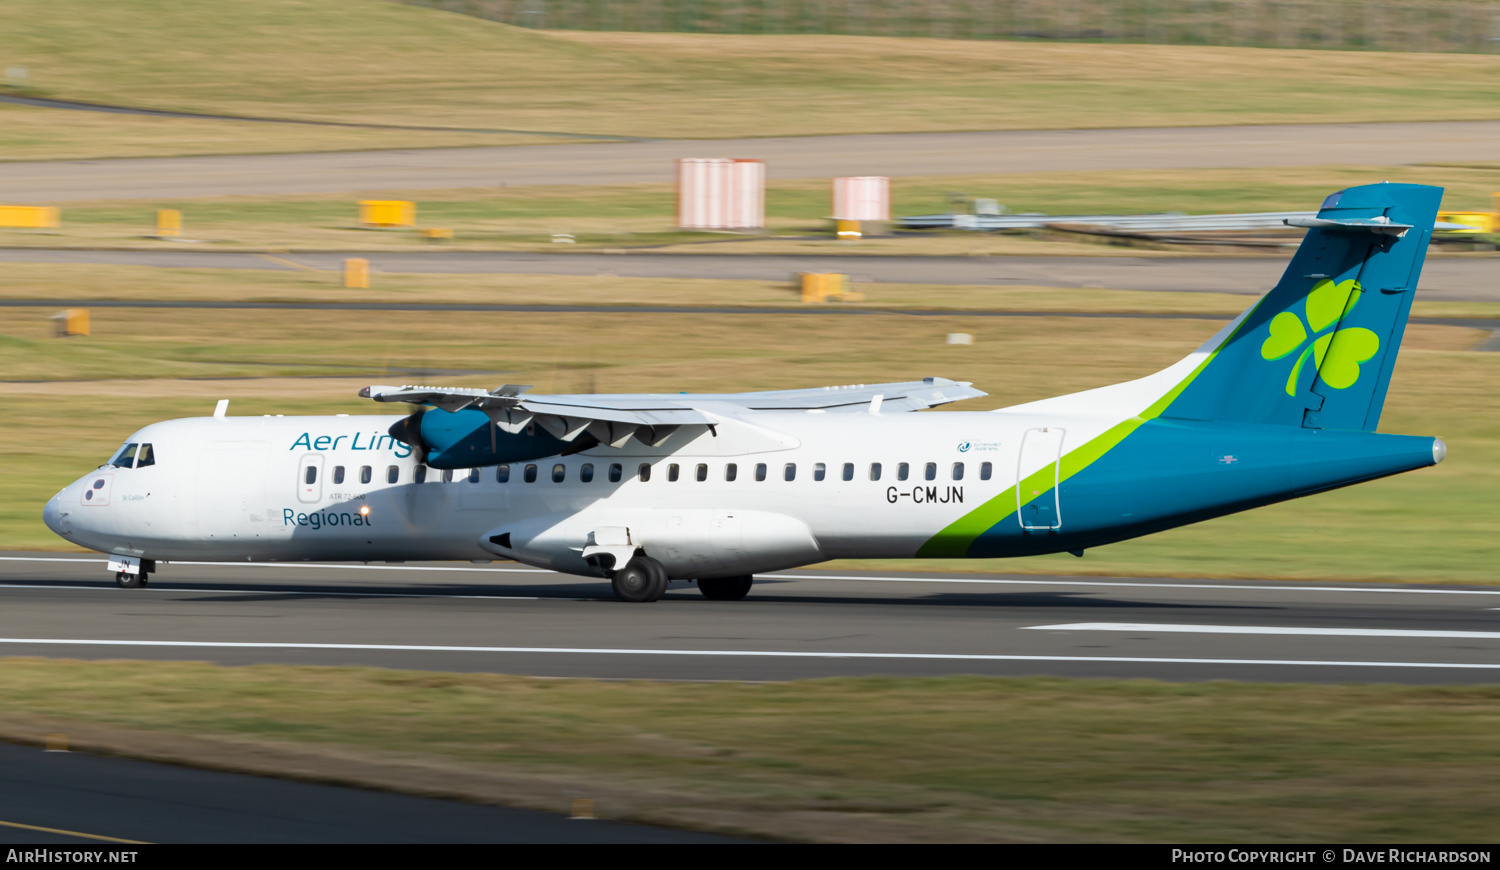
left=333, top=466, right=345, bottom=484
left=667, top=463, right=680, bottom=482
left=581, top=463, right=594, bottom=483
left=980, top=462, right=993, bottom=481
left=925, top=462, right=937, bottom=481
left=496, top=464, right=510, bottom=483
left=638, top=464, right=651, bottom=482
left=897, top=462, right=910, bottom=481
left=696, top=463, right=707, bottom=482
left=952, top=462, right=965, bottom=481
left=842, top=463, right=854, bottom=481
left=304, top=465, right=318, bottom=485
left=523, top=464, right=538, bottom=483
left=608, top=463, right=622, bottom=483
left=135, top=444, right=155, bottom=468
left=814, top=463, right=826, bottom=481
left=111, top=443, right=138, bottom=469
left=552, top=463, right=566, bottom=483
left=784, top=463, right=797, bottom=482
left=870, top=462, right=882, bottom=481
left=360, top=466, right=372, bottom=484
left=414, top=466, right=427, bottom=484
left=387, top=466, right=399, bottom=484
left=725, top=463, right=738, bottom=482
left=755, top=463, right=767, bottom=482
left=469, top=468, right=481, bottom=483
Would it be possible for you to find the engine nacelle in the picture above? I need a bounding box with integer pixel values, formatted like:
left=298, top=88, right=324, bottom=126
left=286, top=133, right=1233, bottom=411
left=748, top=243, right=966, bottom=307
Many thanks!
left=394, top=408, right=570, bottom=469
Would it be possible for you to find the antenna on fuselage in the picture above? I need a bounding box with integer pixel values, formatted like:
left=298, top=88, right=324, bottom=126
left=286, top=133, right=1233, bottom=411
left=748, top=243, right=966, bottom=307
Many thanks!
left=213, top=399, right=229, bottom=418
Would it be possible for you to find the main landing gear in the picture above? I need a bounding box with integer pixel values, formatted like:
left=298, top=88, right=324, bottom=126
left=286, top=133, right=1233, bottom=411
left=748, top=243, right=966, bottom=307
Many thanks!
left=698, top=576, right=753, bottom=601
left=611, top=556, right=669, bottom=603
left=609, top=558, right=755, bottom=603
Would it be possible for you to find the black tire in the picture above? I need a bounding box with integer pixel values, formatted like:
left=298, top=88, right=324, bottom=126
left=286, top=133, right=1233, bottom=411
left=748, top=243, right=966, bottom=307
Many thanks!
left=612, top=562, right=661, bottom=602
left=639, top=556, right=669, bottom=599
left=115, top=572, right=143, bottom=589
left=698, top=575, right=753, bottom=601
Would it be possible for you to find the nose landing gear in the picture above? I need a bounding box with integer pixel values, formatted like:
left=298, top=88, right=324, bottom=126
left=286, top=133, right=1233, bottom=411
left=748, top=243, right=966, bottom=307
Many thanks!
left=107, top=555, right=153, bottom=589
left=115, top=571, right=147, bottom=589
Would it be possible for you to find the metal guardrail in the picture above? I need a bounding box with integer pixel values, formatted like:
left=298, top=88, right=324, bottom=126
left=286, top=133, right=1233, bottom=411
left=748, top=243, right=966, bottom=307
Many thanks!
left=899, top=211, right=1474, bottom=233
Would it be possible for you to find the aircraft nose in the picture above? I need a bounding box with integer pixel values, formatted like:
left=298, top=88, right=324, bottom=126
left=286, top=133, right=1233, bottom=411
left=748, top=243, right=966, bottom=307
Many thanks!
left=43, top=490, right=71, bottom=537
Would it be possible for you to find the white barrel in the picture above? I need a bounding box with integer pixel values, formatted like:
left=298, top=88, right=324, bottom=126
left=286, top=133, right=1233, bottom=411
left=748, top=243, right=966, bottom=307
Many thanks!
left=677, top=158, right=765, bottom=229
left=832, top=176, right=890, bottom=222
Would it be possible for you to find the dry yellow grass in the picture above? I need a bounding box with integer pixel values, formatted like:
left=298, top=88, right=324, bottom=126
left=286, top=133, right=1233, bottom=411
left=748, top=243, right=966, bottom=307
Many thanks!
left=4, top=660, right=1500, bottom=842
left=2, top=1, right=1499, bottom=161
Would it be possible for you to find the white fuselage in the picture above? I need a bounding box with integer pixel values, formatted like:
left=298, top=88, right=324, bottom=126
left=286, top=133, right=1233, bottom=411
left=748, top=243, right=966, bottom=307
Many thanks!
left=45, top=406, right=1104, bottom=578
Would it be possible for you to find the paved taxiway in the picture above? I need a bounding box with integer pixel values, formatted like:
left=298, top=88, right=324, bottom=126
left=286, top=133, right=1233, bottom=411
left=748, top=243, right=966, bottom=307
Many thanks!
left=6, top=121, right=1500, bottom=201
left=3, top=250, right=1498, bottom=302
left=0, top=743, right=735, bottom=844
left=3, top=554, right=1498, bottom=685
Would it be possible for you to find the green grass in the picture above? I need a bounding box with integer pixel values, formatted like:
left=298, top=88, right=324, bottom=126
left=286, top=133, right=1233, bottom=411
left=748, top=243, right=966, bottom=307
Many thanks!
left=9, top=163, right=1500, bottom=252
left=4, top=660, right=1500, bottom=841
left=1, top=288, right=1494, bottom=584
left=3, top=1, right=1500, bottom=160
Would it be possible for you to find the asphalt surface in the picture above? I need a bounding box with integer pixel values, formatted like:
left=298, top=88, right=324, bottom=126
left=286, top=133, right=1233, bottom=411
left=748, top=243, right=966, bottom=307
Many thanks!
left=2, top=554, right=1498, bottom=685
left=0, top=94, right=626, bottom=139
left=0, top=742, right=736, bottom=844
left=6, top=121, right=1499, bottom=201
left=4, top=249, right=1498, bottom=302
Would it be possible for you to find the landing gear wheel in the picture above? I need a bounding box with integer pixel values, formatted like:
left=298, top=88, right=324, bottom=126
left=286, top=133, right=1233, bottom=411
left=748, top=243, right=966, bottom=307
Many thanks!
left=640, top=557, right=668, bottom=599
left=611, top=557, right=668, bottom=603
left=115, top=571, right=143, bottom=589
left=698, top=575, right=753, bottom=601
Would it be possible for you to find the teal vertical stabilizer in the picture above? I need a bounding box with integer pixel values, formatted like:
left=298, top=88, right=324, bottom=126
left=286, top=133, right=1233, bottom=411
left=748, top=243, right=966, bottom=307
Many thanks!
left=1162, top=183, right=1442, bottom=432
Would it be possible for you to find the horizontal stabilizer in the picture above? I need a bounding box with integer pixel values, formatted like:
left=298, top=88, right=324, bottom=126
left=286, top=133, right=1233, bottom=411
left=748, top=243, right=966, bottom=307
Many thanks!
left=1283, top=216, right=1412, bottom=237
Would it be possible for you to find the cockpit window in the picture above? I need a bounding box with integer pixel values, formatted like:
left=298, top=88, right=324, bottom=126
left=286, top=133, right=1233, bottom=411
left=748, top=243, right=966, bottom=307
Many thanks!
left=136, top=444, right=155, bottom=468
left=109, top=443, right=139, bottom=468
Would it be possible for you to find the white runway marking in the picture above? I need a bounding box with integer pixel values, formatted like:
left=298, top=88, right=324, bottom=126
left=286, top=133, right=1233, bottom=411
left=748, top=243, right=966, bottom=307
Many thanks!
left=0, top=583, right=554, bottom=601
left=7, top=556, right=1500, bottom=598
left=0, top=638, right=1497, bottom=670
left=1028, top=622, right=1500, bottom=639
left=0, top=556, right=548, bottom=575
left=782, top=573, right=1500, bottom=596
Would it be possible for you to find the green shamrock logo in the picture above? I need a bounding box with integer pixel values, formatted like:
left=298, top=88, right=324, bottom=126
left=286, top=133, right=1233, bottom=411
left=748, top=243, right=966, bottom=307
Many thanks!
left=1259, top=279, right=1380, bottom=397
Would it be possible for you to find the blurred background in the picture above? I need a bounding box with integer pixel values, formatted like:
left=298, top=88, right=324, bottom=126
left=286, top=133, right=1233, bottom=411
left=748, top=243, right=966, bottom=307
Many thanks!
left=1, top=0, right=1498, bottom=845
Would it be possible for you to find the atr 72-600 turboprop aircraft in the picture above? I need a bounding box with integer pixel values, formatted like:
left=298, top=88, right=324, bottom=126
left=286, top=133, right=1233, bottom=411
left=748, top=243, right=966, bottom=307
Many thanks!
left=45, top=184, right=1448, bottom=601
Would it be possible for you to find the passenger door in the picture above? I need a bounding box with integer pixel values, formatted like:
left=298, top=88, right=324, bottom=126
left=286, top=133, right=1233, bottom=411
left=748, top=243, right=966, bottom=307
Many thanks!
left=1016, top=427, right=1065, bottom=531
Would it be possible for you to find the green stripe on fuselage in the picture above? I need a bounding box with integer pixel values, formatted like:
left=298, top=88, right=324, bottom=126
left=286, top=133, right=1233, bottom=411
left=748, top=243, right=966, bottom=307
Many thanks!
left=916, top=301, right=1262, bottom=558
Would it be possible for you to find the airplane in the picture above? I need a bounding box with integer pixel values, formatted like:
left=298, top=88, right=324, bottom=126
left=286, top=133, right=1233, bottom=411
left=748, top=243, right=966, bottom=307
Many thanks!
left=44, top=183, right=1447, bottom=602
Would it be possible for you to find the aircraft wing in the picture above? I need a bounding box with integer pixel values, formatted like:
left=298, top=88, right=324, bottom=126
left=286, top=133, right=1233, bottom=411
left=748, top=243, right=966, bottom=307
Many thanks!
left=359, top=377, right=984, bottom=448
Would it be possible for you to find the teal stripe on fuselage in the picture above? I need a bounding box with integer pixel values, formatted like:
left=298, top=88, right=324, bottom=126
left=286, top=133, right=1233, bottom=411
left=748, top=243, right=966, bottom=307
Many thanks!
left=965, top=418, right=1437, bottom=558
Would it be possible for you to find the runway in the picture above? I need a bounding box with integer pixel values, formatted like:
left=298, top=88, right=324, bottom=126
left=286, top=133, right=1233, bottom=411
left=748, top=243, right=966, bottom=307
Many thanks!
left=4, top=249, right=1498, bottom=302
left=3, top=554, right=1498, bottom=685
left=5, top=121, right=1499, bottom=201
